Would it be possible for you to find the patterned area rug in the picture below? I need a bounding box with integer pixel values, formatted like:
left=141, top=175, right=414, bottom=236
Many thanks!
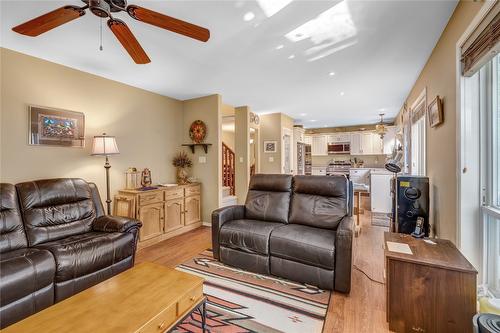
left=371, top=212, right=391, bottom=228
left=174, top=250, right=330, bottom=333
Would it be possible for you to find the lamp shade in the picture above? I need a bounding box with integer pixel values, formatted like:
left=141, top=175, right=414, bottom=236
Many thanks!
left=91, top=134, right=119, bottom=156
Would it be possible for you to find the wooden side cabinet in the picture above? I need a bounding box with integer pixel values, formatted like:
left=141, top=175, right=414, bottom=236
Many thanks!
left=114, top=183, right=202, bottom=249
left=384, top=232, right=477, bottom=333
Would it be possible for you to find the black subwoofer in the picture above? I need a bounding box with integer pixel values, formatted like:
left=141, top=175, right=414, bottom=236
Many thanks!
left=396, top=176, right=429, bottom=236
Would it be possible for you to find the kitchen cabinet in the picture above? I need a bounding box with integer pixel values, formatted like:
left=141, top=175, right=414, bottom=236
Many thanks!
left=311, top=135, right=328, bottom=156
left=371, top=134, right=384, bottom=155
left=327, top=133, right=350, bottom=143
left=370, top=171, right=392, bottom=213
left=351, top=132, right=374, bottom=155
left=138, top=202, right=164, bottom=241
left=304, top=135, right=312, bottom=145
left=383, top=126, right=397, bottom=155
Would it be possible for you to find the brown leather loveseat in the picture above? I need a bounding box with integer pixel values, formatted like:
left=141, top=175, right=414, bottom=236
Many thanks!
left=212, top=174, right=354, bottom=293
left=0, top=178, right=142, bottom=328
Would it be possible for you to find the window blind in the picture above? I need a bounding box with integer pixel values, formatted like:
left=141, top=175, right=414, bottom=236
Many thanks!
left=461, top=3, right=500, bottom=77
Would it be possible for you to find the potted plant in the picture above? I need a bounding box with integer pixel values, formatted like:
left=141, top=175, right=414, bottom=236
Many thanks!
left=172, top=151, right=192, bottom=185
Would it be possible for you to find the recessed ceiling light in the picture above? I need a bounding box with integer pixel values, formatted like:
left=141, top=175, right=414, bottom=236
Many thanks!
left=275, top=44, right=284, bottom=50
left=299, top=113, right=307, bottom=116
left=244, top=12, right=255, bottom=21
left=309, top=119, right=317, bottom=122
left=288, top=54, right=295, bottom=59
left=340, top=91, right=345, bottom=96
left=378, top=108, right=386, bottom=111
left=329, top=72, right=336, bottom=76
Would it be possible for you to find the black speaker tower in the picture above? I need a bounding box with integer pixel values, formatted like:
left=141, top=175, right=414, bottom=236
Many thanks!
left=395, top=176, right=430, bottom=236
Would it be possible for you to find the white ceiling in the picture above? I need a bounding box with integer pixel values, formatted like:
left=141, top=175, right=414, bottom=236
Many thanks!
left=0, top=0, right=457, bottom=128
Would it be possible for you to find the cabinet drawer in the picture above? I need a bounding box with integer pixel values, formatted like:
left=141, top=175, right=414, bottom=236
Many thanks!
left=139, top=192, right=164, bottom=206
left=138, top=303, right=176, bottom=333
left=184, top=185, right=200, bottom=197
left=164, top=188, right=184, bottom=201
left=178, top=284, right=203, bottom=315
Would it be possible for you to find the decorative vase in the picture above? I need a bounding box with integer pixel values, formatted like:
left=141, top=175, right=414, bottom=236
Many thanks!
left=176, top=167, right=189, bottom=185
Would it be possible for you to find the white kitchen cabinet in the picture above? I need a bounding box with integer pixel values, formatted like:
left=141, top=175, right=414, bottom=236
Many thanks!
left=361, top=133, right=373, bottom=155
left=350, top=133, right=362, bottom=154
left=383, top=127, right=397, bottom=155
left=311, top=135, right=328, bottom=156
left=327, top=133, right=351, bottom=143
left=371, top=133, right=384, bottom=155
left=304, top=135, right=312, bottom=145
left=370, top=172, right=393, bottom=213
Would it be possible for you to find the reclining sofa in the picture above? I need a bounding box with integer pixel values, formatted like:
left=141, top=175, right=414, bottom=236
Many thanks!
left=0, top=178, right=142, bottom=328
left=212, top=174, right=354, bottom=293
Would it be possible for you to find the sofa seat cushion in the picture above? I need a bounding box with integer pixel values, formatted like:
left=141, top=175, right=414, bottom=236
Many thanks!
left=35, top=231, right=134, bottom=283
left=270, top=224, right=336, bottom=270
left=0, top=248, right=55, bottom=306
left=219, top=219, right=283, bottom=255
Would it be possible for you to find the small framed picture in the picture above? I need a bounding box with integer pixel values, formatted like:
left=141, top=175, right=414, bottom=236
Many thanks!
left=264, top=141, right=277, bottom=153
left=28, top=105, right=85, bottom=147
left=428, top=96, right=443, bottom=128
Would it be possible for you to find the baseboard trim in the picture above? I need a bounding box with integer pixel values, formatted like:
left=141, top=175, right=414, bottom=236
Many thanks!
left=202, top=221, right=212, bottom=227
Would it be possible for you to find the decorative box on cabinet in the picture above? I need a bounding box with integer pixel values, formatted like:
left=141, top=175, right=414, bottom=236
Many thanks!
left=114, top=183, right=202, bottom=249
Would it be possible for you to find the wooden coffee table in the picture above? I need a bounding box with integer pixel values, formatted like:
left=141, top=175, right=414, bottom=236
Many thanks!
left=3, top=262, right=206, bottom=333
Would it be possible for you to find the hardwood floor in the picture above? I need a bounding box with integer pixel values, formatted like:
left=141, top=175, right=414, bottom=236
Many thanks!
left=135, top=212, right=391, bottom=333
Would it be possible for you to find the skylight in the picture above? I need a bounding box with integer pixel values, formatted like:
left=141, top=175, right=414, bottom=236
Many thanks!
left=284, top=1, right=357, bottom=60
left=256, top=0, right=293, bottom=17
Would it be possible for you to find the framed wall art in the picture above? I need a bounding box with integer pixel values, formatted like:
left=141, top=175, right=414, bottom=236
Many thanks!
left=28, top=105, right=85, bottom=147
left=264, top=140, right=277, bottom=153
left=427, top=96, right=444, bottom=128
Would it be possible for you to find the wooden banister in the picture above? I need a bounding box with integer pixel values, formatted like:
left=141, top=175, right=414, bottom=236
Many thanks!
left=222, top=142, right=235, bottom=195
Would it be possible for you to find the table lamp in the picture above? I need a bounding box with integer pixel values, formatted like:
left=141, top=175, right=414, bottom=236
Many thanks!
left=91, top=133, right=119, bottom=215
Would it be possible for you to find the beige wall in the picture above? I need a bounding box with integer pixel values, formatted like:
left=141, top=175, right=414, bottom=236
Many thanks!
left=0, top=48, right=183, bottom=209
left=221, top=130, right=235, bottom=151
left=395, top=1, right=484, bottom=242
left=259, top=113, right=282, bottom=174
left=234, top=106, right=250, bottom=204
left=182, top=94, right=222, bottom=223
left=259, top=113, right=294, bottom=174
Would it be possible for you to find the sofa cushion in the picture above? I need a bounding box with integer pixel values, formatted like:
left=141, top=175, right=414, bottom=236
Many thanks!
left=245, top=174, right=292, bottom=223
left=35, top=231, right=134, bottom=282
left=16, top=178, right=97, bottom=246
left=219, top=219, right=283, bottom=255
left=0, top=248, right=55, bottom=306
left=0, top=183, right=28, bottom=253
left=289, top=175, right=349, bottom=230
left=270, top=224, right=336, bottom=270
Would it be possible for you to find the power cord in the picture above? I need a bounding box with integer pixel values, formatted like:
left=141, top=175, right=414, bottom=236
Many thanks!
left=353, top=264, right=385, bottom=285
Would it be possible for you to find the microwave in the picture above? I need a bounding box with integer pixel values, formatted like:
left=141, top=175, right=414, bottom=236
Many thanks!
left=328, top=143, right=350, bottom=154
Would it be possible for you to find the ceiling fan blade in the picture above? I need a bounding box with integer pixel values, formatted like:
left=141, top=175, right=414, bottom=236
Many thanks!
left=108, top=19, right=151, bottom=64
left=12, top=6, right=86, bottom=37
left=127, top=5, right=210, bottom=42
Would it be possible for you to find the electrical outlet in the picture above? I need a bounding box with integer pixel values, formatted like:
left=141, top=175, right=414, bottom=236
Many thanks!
left=269, top=156, right=274, bottom=162
left=239, top=157, right=244, bottom=163
left=198, top=156, right=207, bottom=164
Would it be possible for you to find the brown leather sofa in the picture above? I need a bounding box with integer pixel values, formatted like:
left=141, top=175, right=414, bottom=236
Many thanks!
left=0, top=178, right=142, bottom=328
left=212, top=174, right=354, bottom=293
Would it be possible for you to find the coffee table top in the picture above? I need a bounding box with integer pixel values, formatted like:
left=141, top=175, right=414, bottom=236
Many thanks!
left=3, top=262, right=204, bottom=332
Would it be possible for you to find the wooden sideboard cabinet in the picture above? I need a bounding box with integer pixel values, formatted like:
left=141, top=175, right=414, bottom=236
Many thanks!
left=384, top=232, right=477, bottom=333
left=114, top=184, right=202, bottom=249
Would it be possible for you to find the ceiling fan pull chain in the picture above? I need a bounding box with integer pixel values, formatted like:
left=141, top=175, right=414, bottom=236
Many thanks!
left=99, top=18, right=103, bottom=51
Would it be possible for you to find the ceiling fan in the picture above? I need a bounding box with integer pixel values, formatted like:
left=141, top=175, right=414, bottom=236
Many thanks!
left=12, top=0, right=210, bottom=64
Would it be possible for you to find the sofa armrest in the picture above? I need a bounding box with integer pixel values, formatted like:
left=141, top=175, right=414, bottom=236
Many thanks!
left=211, top=205, right=245, bottom=259
left=93, top=215, right=142, bottom=234
left=334, top=215, right=354, bottom=293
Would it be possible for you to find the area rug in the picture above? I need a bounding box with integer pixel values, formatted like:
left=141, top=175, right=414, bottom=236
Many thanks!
left=174, top=250, right=330, bottom=333
left=371, top=212, right=391, bottom=228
